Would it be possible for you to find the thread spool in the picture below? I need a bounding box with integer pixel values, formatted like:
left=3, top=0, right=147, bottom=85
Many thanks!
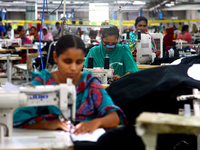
left=126, top=30, right=130, bottom=40
left=88, top=54, right=93, bottom=68
left=104, top=54, right=109, bottom=69
left=138, top=30, right=141, bottom=40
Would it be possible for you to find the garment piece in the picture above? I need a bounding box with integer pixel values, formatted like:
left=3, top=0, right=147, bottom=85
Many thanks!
left=163, top=27, right=176, bottom=51
left=177, top=31, right=192, bottom=42
left=41, top=26, right=54, bottom=42
left=125, top=31, right=156, bottom=56
left=106, top=64, right=200, bottom=124
left=74, top=124, right=197, bottom=150
left=84, top=42, right=138, bottom=77
left=74, top=124, right=145, bottom=150
left=13, top=69, right=127, bottom=127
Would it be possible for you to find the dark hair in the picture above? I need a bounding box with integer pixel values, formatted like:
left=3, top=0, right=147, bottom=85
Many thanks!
left=79, top=20, right=83, bottom=25
left=55, top=35, right=86, bottom=57
left=89, top=30, right=97, bottom=36
left=182, top=25, right=189, bottom=33
left=30, top=26, right=36, bottom=30
left=102, top=25, right=119, bottom=39
left=135, top=16, right=148, bottom=26
left=72, top=21, right=76, bottom=24
left=56, top=22, right=60, bottom=26
left=17, top=26, right=24, bottom=32
left=42, top=28, right=47, bottom=32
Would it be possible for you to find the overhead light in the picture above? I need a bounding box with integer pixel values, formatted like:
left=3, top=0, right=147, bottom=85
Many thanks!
left=13, top=1, right=25, bottom=3
left=114, top=1, right=131, bottom=4
left=74, top=1, right=88, bottom=4
left=165, top=1, right=175, bottom=7
left=52, top=1, right=70, bottom=4
left=132, top=1, right=146, bottom=5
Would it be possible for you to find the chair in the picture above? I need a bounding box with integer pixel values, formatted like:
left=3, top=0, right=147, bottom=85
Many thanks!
left=150, top=33, right=163, bottom=58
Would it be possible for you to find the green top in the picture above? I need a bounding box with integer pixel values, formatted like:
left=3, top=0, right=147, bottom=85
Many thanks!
left=84, top=42, right=139, bottom=77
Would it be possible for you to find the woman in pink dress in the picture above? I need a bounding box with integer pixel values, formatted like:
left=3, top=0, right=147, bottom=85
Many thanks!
left=177, top=25, right=192, bottom=43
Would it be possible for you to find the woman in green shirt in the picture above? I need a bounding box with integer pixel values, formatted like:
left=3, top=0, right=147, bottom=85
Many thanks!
left=84, top=25, right=138, bottom=81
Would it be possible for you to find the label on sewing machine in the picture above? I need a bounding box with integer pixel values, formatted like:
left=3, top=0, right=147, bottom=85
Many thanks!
left=30, top=95, right=49, bottom=99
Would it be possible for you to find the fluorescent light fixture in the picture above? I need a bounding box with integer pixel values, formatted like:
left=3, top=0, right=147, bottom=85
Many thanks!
left=53, top=1, right=70, bottom=4
left=74, top=1, right=88, bottom=4
left=165, top=2, right=175, bottom=7
left=132, top=1, right=146, bottom=5
left=13, top=1, right=25, bottom=3
left=114, top=1, right=131, bottom=4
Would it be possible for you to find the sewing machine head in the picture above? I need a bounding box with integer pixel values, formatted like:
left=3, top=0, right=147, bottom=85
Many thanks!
left=137, top=33, right=155, bottom=64
left=0, top=80, right=76, bottom=137
left=1, top=39, right=22, bottom=48
left=84, top=68, right=113, bottom=84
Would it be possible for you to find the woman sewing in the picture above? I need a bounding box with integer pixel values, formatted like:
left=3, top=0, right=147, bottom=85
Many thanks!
left=13, top=26, right=32, bottom=63
left=126, top=16, right=160, bottom=60
left=13, top=35, right=127, bottom=134
left=84, top=25, right=138, bottom=81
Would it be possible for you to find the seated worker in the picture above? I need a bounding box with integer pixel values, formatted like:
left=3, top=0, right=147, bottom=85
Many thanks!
left=126, top=16, right=160, bottom=60
left=52, top=22, right=61, bottom=40
left=14, top=26, right=32, bottom=63
left=85, top=30, right=100, bottom=55
left=177, top=25, right=192, bottom=43
left=70, top=21, right=78, bottom=36
left=163, top=27, right=176, bottom=51
left=13, top=35, right=127, bottom=134
left=29, top=26, right=39, bottom=40
left=41, top=26, right=54, bottom=42
left=14, top=26, right=32, bottom=45
left=84, top=25, right=139, bottom=81
left=89, top=30, right=100, bottom=45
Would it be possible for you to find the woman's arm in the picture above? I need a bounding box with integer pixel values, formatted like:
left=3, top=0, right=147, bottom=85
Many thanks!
left=113, top=71, right=131, bottom=81
left=25, top=120, right=70, bottom=131
left=73, top=111, right=120, bottom=135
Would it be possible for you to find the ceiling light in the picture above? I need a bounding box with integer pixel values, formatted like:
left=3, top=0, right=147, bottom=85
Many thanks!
left=52, top=1, right=70, bottom=4
left=132, top=1, right=146, bottom=5
left=13, top=1, right=25, bottom=3
left=114, top=1, right=131, bottom=4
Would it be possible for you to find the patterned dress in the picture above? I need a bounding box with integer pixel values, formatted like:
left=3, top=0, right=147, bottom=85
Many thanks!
left=13, top=69, right=127, bottom=128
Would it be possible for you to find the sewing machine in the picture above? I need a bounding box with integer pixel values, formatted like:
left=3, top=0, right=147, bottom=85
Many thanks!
left=84, top=68, right=113, bottom=84
left=84, top=62, right=123, bottom=84
left=0, top=39, right=22, bottom=48
left=0, top=79, right=76, bottom=138
left=136, top=34, right=155, bottom=64
left=123, top=32, right=155, bottom=64
left=136, top=88, right=200, bottom=150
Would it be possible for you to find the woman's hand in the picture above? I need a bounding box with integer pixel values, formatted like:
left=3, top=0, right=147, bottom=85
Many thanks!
left=113, top=74, right=121, bottom=81
left=46, top=120, right=72, bottom=131
left=73, top=119, right=101, bottom=135
left=156, top=49, right=161, bottom=57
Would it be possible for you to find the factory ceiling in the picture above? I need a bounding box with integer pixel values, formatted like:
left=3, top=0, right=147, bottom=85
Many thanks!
left=0, top=0, right=198, bottom=12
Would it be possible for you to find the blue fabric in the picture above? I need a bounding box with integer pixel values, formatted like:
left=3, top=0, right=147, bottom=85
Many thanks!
left=0, top=25, right=4, bottom=37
